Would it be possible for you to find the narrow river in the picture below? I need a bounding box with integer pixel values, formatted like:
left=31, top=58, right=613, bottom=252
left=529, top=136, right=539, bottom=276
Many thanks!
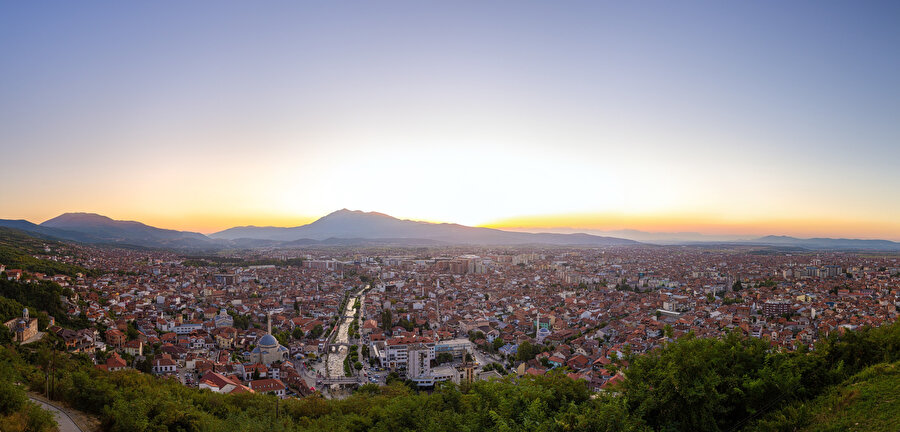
left=325, top=288, right=364, bottom=379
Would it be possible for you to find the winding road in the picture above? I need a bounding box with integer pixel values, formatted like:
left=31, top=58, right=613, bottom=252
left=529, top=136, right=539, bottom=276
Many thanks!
left=29, top=397, right=84, bottom=432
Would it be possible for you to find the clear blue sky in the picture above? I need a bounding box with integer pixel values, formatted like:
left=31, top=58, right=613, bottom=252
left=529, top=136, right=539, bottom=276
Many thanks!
left=1, top=1, right=899, bottom=238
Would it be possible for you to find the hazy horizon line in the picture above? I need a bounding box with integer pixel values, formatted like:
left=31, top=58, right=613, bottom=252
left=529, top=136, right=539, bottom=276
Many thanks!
left=4, top=208, right=900, bottom=242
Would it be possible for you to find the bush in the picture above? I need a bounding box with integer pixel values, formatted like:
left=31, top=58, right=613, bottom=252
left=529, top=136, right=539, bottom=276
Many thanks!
left=0, top=381, right=26, bottom=415
left=23, top=402, right=58, bottom=432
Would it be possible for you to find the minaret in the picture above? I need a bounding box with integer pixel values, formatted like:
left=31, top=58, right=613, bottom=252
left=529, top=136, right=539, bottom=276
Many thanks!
left=267, top=311, right=272, bottom=335
left=436, top=279, right=441, bottom=327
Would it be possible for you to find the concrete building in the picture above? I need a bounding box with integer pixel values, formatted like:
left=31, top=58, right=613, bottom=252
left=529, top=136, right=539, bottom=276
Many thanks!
left=762, top=300, right=792, bottom=317
left=407, top=343, right=433, bottom=386
left=434, top=338, right=474, bottom=361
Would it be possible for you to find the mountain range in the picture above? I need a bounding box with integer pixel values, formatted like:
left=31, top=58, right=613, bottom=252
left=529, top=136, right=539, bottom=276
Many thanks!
left=0, top=209, right=898, bottom=251
left=0, top=213, right=214, bottom=249
left=0, top=210, right=638, bottom=249
left=210, top=209, right=638, bottom=246
left=747, top=235, right=900, bottom=251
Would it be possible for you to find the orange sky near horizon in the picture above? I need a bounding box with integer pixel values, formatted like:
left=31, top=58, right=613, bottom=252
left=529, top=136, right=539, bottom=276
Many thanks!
left=481, top=212, right=900, bottom=241
left=12, top=207, right=898, bottom=242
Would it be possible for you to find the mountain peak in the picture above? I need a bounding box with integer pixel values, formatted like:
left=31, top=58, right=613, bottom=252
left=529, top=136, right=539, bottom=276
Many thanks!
left=319, top=209, right=395, bottom=220
left=324, top=208, right=357, bottom=217
left=35, top=212, right=210, bottom=248
left=42, top=212, right=117, bottom=226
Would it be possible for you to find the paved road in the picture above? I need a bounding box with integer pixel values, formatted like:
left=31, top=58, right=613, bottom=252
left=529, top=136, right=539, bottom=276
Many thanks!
left=29, top=397, right=84, bottom=432
left=473, top=349, right=503, bottom=367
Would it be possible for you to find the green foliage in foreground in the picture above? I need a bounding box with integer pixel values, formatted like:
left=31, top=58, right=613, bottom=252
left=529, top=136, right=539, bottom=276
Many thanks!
left=749, top=361, right=900, bottom=432
left=1, top=319, right=899, bottom=432
left=0, top=342, right=645, bottom=432
left=0, top=359, right=56, bottom=432
left=624, top=322, right=900, bottom=432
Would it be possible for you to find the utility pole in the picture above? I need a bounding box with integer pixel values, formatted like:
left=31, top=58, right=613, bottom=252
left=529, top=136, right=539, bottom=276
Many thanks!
left=50, top=353, right=55, bottom=400
left=46, top=354, right=52, bottom=399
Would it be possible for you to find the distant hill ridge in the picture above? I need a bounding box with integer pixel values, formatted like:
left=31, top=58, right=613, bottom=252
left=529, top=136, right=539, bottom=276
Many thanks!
left=38, top=212, right=211, bottom=248
left=0, top=209, right=898, bottom=250
left=0, top=209, right=638, bottom=248
left=210, top=209, right=639, bottom=246
left=749, top=234, right=900, bottom=250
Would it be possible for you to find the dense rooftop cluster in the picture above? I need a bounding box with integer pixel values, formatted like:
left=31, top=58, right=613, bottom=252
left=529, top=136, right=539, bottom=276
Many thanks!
left=3, top=242, right=898, bottom=398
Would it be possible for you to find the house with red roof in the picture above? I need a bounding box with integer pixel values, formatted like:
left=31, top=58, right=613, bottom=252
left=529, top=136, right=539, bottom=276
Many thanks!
left=198, top=372, right=253, bottom=394
left=249, top=378, right=286, bottom=397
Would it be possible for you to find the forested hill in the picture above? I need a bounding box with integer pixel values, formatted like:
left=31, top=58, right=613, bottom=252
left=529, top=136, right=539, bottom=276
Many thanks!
left=1, top=319, right=899, bottom=431
left=0, top=227, right=99, bottom=277
left=0, top=228, right=94, bottom=333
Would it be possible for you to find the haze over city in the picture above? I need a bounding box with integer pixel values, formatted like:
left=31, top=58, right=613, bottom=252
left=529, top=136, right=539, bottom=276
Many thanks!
left=2, top=1, right=899, bottom=239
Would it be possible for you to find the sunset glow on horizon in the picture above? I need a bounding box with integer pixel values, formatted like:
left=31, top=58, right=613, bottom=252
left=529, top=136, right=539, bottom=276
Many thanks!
left=482, top=213, right=900, bottom=241
left=2, top=2, right=899, bottom=240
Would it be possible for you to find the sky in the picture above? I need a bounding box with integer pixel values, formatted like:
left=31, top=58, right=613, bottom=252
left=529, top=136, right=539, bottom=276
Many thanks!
left=1, top=1, right=899, bottom=239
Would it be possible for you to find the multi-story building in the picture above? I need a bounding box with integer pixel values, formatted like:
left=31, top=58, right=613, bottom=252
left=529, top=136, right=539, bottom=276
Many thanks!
left=434, top=338, right=474, bottom=361
left=762, top=300, right=791, bottom=317
left=105, top=328, right=126, bottom=348
left=407, top=343, right=432, bottom=386
left=380, top=335, right=435, bottom=371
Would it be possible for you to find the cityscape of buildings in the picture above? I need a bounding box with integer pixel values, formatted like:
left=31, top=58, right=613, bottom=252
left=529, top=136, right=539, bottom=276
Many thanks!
left=4, top=241, right=897, bottom=400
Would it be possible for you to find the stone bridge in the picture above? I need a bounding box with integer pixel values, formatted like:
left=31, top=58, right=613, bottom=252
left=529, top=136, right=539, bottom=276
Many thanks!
left=325, top=342, right=356, bottom=353
left=320, top=376, right=361, bottom=385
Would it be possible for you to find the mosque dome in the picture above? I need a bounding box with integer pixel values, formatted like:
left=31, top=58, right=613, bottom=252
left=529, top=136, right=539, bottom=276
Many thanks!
left=258, top=334, right=278, bottom=347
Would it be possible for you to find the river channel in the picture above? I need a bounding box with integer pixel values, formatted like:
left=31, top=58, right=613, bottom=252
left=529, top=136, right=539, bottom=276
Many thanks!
left=325, top=289, right=364, bottom=379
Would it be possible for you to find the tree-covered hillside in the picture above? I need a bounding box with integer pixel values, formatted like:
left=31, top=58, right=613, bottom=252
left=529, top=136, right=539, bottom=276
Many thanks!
left=0, top=278, right=83, bottom=330
left=0, top=227, right=98, bottom=277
